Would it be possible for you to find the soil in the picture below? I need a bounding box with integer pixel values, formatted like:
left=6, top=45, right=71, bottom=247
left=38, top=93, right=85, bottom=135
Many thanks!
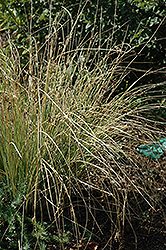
left=46, top=153, right=166, bottom=250
left=46, top=201, right=166, bottom=250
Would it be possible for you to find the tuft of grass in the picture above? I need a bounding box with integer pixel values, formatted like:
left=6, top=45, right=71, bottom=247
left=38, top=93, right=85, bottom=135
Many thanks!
left=0, top=5, right=166, bottom=249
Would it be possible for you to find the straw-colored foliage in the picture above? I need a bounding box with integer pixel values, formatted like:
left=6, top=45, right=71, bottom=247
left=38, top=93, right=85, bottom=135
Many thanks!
left=0, top=7, right=165, bottom=249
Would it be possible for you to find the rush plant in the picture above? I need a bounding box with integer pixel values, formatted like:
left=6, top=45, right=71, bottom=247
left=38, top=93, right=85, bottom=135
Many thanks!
left=0, top=4, right=165, bottom=249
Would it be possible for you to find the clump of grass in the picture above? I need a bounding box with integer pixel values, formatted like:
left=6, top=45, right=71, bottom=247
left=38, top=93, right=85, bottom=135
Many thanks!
left=0, top=5, right=166, bottom=249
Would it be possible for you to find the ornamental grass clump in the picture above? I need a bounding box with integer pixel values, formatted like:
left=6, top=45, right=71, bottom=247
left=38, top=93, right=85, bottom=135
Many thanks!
left=0, top=6, right=166, bottom=250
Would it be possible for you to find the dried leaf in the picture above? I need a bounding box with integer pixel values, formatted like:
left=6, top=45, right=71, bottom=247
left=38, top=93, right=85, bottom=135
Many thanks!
left=114, top=231, right=120, bottom=242
left=88, top=242, right=99, bottom=250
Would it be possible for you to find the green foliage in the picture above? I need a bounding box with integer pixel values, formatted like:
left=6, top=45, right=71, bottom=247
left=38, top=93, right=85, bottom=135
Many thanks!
left=0, top=3, right=166, bottom=249
left=0, top=0, right=165, bottom=101
left=0, top=194, right=51, bottom=249
left=0, top=0, right=165, bottom=66
left=53, top=231, right=70, bottom=244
